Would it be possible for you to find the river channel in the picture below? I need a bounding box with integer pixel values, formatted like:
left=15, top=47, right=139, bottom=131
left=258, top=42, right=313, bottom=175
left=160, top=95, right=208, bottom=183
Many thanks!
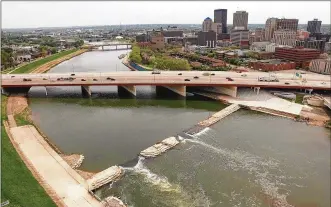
left=27, top=46, right=330, bottom=207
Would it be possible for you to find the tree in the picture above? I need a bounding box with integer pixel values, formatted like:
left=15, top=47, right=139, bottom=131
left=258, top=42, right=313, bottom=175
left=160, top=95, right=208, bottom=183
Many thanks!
left=73, top=39, right=84, bottom=48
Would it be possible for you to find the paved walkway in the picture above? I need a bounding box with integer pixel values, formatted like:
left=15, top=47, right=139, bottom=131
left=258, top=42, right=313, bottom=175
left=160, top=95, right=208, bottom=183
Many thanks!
left=9, top=125, right=102, bottom=207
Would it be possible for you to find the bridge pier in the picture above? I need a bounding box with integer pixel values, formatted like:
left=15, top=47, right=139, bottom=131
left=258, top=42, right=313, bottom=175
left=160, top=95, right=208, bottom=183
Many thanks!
left=2, top=87, right=31, bottom=95
left=200, top=86, right=238, bottom=97
left=101, top=46, right=104, bottom=51
left=115, top=45, right=117, bottom=50
left=118, top=85, right=136, bottom=97
left=81, top=85, right=91, bottom=98
left=156, top=85, right=186, bottom=97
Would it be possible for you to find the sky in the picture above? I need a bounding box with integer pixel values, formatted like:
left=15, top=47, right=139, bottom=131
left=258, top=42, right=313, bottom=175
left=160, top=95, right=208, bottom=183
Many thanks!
left=1, top=1, right=330, bottom=28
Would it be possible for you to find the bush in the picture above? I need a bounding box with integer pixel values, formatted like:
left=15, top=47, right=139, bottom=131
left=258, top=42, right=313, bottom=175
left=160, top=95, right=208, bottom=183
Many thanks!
left=151, top=56, right=191, bottom=70
left=129, top=45, right=142, bottom=64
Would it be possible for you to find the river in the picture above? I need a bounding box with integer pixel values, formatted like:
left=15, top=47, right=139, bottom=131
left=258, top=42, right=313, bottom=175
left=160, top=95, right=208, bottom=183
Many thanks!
left=27, top=46, right=330, bottom=207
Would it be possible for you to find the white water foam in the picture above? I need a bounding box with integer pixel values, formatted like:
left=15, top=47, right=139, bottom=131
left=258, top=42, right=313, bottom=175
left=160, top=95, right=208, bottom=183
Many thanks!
left=122, top=156, right=173, bottom=190
left=121, top=156, right=212, bottom=206
left=184, top=137, right=292, bottom=206
left=194, top=127, right=211, bottom=136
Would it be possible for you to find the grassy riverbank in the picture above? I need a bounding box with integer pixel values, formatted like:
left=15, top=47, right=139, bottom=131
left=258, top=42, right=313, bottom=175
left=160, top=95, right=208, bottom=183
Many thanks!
left=1, top=96, right=56, bottom=206
left=11, top=48, right=79, bottom=74
left=0, top=46, right=74, bottom=205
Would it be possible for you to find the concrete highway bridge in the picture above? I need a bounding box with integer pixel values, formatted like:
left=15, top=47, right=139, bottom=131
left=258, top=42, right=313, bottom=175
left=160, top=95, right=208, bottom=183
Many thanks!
left=2, top=71, right=330, bottom=97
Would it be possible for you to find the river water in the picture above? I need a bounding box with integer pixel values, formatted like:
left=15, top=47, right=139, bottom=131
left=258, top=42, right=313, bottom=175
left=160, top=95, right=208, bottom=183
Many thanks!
left=28, top=47, right=330, bottom=207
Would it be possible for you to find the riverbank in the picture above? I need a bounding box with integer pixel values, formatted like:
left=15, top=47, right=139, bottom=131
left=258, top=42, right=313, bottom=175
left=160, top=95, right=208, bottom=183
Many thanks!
left=9, top=48, right=86, bottom=74
left=1, top=96, right=57, bottom=207
left=1, top=48, right=111, bottom=206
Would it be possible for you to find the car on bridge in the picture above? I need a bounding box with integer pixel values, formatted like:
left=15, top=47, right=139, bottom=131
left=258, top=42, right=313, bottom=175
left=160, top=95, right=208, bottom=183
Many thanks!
left=194, top=76, right=199, bottom=79
left=226, top=77, right=234, bottom=81
left=152, top=70, right=161, bottom=74
left=106, top=77, right=116, bottom=81
left=184, top=79, right=190, bottom=81
left=258, top=76, right=279, bottom=82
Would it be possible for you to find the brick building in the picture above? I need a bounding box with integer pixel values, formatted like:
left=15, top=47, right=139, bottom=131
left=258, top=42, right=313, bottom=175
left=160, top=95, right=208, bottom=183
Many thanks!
left=309, top=59, right=331, bottom=75
left=248, top=59, right=296, bottom=71
left=150, top=33, right=165, bottom=50
left=230, top=29, right=249, bottom=49
left=274, top=47, right=320, bottom=67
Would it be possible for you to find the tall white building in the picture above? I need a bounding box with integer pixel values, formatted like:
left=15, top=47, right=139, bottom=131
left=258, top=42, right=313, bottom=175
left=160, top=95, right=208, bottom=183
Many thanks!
left=264, top=18, right=278, bottom=41
left=233, top=11, right=248, bottom=30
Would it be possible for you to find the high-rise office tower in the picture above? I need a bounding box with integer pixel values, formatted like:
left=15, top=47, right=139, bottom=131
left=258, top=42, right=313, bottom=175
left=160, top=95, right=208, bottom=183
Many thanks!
left=307, top=19, right=322, bottom=34
left=214, top=9, right=227, bottom=33
left=233, top=11, right=248, bottom=30
left=264, top=18, right=278, bottom=41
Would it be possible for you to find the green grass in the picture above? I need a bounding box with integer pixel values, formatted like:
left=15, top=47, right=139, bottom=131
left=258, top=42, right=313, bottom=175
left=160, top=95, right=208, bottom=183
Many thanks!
left=1, top=96, right=56, bottom=206
left=11, top=49, right=78, bottom=74
left=295, top=93, right=305, bottom=104
left=14, top=108, right=33, bottom=126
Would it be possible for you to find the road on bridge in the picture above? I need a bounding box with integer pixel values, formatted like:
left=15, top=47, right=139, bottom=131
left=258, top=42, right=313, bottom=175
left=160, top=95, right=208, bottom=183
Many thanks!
left=2, top=71, right=330, bottom=90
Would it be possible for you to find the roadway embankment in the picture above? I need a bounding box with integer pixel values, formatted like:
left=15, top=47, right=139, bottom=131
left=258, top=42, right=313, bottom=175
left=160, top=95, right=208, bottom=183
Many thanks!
left=2, top=49, right=127, bottom=206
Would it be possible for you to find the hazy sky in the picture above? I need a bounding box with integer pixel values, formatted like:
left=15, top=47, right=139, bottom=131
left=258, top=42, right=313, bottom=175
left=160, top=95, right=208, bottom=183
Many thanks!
left=1, top=1, right=330, bottom=28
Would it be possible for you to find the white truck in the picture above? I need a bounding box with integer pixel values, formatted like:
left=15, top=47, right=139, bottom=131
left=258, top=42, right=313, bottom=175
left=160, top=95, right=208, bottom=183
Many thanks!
left=258, top=76, right=279, bottom=82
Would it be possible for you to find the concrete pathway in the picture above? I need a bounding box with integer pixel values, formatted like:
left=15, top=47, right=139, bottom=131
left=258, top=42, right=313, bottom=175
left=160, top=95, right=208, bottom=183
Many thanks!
left=9, top=125, right=102, bottom=207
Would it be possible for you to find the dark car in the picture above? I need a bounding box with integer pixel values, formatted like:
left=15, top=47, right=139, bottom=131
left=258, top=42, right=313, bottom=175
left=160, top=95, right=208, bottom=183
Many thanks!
left=81, top=79, right=86, bottom=81
left=211, top=73, right=215, bottom=76
left=71, top=73, right=75, bottom=76
left=194, top=76, right=199, bottom=79
left=107, top=77, right=115, bottom=81
left=152, top=70, right=161, bottom=74
left=226, top=77, right=234, bottom=81
left=23, top=78, right=28, bottom=81
left=11, top=76, right=15, bottom=78
left=68, top=77, right=75, bottom=81
left=184, top=79, right=190, bottom=81
left=178, top=73, right=182, bottom=75
left=43, top=78, right=48, bottom=80
left=285, top=82, right=290, bottom=85
left=93, top=78, right=98, bottom=81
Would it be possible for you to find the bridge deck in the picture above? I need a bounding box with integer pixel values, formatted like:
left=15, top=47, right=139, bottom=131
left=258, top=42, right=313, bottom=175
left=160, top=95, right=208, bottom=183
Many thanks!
left=2, top=71, right=330, bottom=90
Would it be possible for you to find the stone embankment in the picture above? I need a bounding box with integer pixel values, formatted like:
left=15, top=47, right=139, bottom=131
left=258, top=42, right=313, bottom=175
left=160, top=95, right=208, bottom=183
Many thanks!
left=140, top=137, right=180, bottom=158
left=30, top=49, right=87, bottom=74
left=87, top=166, right=123, bottom=191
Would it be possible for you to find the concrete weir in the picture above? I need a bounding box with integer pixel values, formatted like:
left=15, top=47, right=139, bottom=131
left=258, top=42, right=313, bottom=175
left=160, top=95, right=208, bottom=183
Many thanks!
left=87, top=166, right=123, bottom=191
left=140, top=137, right=180, bottom=158
left=156, top=85, right=186, bottom=97
left=198, top=104, right=241, bottom=127
left=101, top=196, right=126, bottom=207
left=118, top=85, right=136, bottom=96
